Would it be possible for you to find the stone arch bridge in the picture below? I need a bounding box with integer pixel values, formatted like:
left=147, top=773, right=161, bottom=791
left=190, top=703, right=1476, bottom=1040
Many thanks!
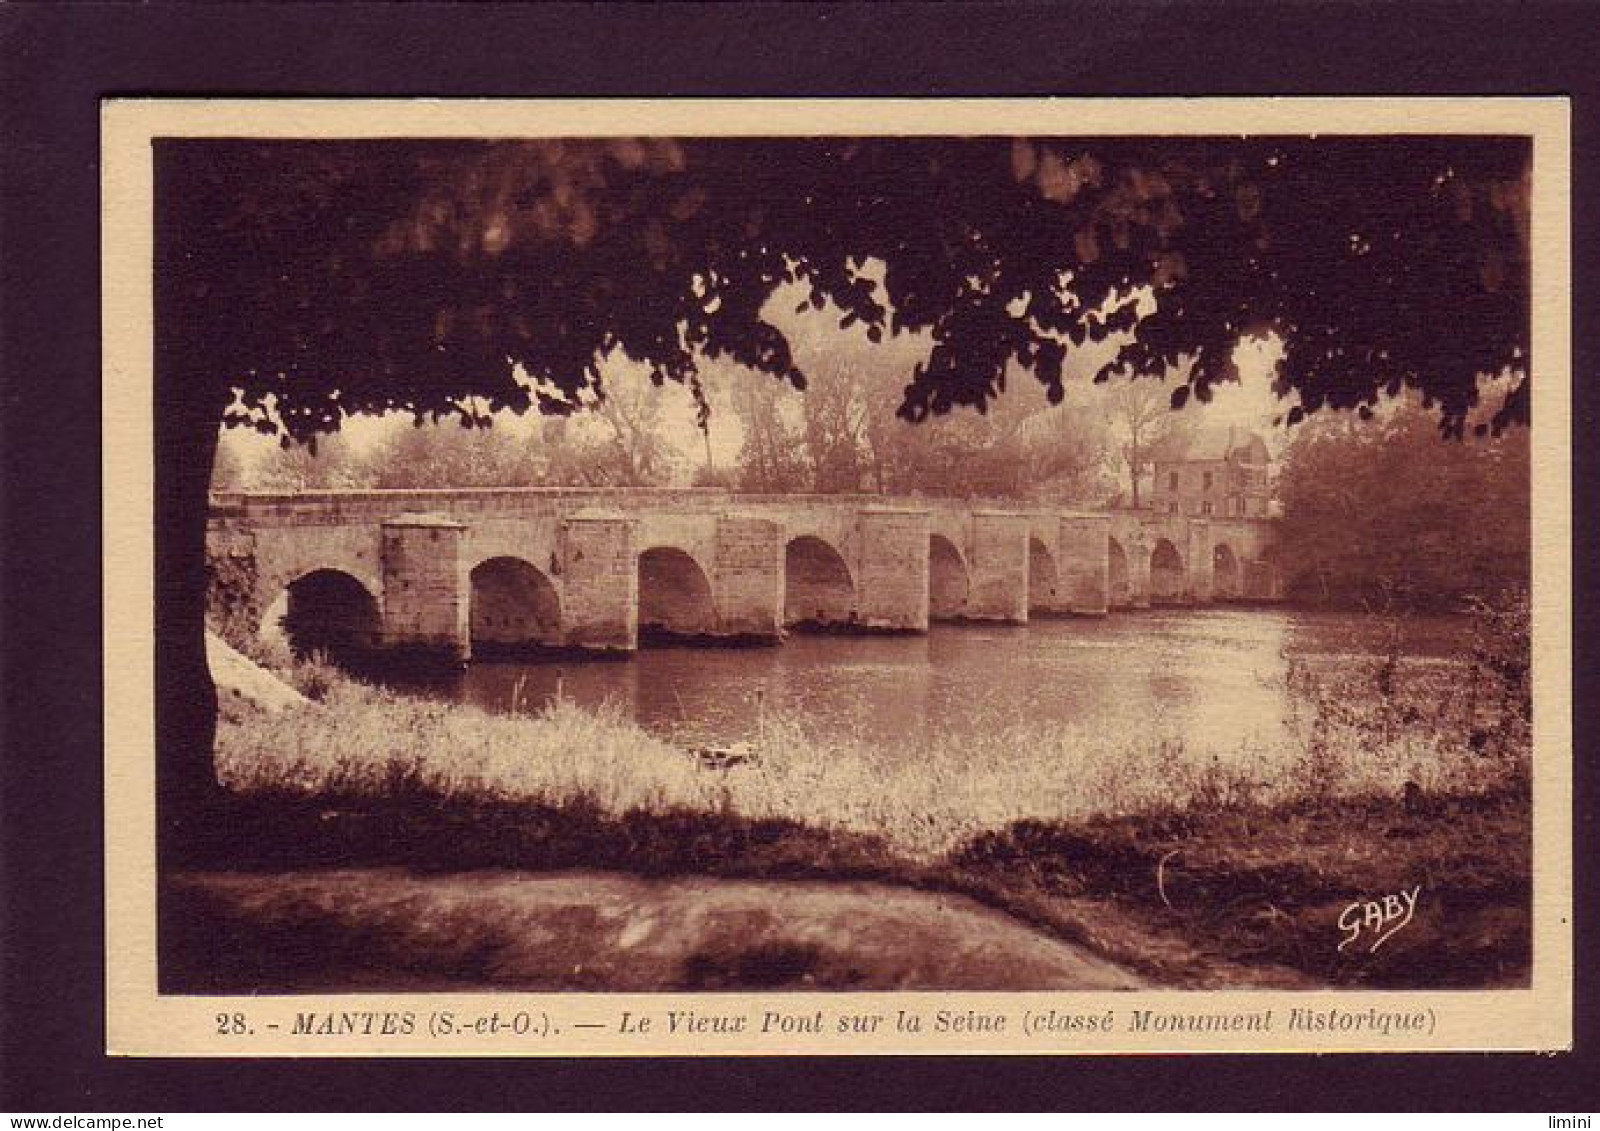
left=207, top=489, right=1281, bottom=663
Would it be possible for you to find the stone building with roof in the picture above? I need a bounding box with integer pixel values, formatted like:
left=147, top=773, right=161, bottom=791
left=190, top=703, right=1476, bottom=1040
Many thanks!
left=1146, top=425, right=1272, bottom=518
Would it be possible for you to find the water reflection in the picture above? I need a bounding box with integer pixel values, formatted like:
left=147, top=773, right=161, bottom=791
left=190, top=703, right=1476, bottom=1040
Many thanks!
left=398, top=608, right=1474, bottom=758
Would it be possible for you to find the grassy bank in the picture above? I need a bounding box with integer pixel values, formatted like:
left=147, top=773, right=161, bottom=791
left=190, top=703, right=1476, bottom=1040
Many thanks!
left=216, top=635, right=1528, bottom=863
left=178, top=623, right=1533, bottom=990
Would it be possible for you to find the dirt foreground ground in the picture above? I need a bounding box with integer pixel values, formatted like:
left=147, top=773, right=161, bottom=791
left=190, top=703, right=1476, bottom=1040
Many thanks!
left=164, top=868, right=1147, bottom=993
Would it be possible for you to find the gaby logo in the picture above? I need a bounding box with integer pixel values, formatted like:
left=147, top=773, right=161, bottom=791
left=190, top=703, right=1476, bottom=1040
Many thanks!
left=1337, top=885, right=1422, bottom=953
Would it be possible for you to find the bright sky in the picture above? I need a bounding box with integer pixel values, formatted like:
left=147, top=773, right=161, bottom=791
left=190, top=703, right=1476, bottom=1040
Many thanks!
left=1194, top=334, right=1297, bottom=452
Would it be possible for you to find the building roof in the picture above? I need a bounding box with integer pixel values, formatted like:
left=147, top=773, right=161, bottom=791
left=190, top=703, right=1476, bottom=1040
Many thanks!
left=1148, top=425, right=1268, bottom=464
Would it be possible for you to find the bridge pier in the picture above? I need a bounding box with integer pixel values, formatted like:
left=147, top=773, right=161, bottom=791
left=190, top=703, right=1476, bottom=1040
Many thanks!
left=380, top=515, right=469, bottom=663
left=853, top=507, right=930, bottom=631
left=711, top=514, right=784, bottom=640
left=1059, top=513, right=1111, bottom=615
left=1187, top=519, right=1214, bottom=603
left=966, top=511, right=1031, bottom=623
left=1128, top=530, right=1152, bottom=609
left=559, top=510, right=638, bottom=652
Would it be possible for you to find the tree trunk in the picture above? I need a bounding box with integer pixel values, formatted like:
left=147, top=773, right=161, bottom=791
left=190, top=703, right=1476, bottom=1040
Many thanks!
left=154, top=151, right=231, bottom=864
left=1128, top=421, right=1143, bottom=509
left=154, top=370, right=229, bottom=865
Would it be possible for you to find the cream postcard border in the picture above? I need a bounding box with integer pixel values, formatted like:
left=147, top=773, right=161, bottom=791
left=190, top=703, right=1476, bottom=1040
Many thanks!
left=102, top=97, right=1573, bottom=1057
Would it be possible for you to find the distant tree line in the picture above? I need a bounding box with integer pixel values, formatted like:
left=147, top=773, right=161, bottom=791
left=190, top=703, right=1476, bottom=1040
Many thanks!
left=217, top=292, right=1239, bottom=507
left=215, top=383, right=684, bottom=493
left=721, top=345, right=1123, bottom=503
left=214, top=356, right=1179, bottom=508
left=1274, top=390, right=1529, bottom=611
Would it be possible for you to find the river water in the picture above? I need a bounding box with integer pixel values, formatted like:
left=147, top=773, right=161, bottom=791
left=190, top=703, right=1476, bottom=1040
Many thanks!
left=404, top=608, right=1475, bottom=758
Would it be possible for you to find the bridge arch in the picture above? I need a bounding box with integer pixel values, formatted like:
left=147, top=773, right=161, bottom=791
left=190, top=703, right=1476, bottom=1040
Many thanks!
left=1028, top=537, right=1059, bottom=613
left=929, top=533, right=970, bottom=620
left=262, top=568, right=381, bottom=666
left=469, top=556, right=562, bottom=656
left=1107, top=536, right=1131, bottom=607
left=784, top=535, right=855, bottom=629
left=1149, top=537, right=1186, bottom=604
left=1212, top=542, right=1242, bottom=600
left=638, top=546, right=717, bottom=641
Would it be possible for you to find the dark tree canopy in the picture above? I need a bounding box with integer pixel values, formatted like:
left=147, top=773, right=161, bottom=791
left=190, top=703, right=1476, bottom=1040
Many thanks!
left=161, top=135, right=1530, bottom=444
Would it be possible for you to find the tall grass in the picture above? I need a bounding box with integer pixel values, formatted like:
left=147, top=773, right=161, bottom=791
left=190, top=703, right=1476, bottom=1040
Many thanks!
left=1282, top=588, right=1531, bottom=805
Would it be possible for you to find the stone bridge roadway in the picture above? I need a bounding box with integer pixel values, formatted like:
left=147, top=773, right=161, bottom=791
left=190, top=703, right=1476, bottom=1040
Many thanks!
left=207, top=489, right=1281, bottom=662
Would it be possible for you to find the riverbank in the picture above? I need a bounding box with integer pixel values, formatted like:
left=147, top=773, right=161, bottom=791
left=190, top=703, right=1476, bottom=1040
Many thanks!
left=166, top=651, right=1531, bottom=991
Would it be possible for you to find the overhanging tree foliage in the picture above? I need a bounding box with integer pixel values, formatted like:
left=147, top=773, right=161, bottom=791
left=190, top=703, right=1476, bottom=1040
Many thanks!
left=157, top=135, right=1530, bottom=826
left=173, top=136, right=1530, bottom=438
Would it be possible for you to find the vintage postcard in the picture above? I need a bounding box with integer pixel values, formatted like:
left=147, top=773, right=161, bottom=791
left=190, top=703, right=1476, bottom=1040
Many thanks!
left=102, top=97, right=1571, bottom=1056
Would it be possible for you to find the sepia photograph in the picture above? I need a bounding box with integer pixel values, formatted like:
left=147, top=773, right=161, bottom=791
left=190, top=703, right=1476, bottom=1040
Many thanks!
left=98, top=98, right=1571, bottom=1055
